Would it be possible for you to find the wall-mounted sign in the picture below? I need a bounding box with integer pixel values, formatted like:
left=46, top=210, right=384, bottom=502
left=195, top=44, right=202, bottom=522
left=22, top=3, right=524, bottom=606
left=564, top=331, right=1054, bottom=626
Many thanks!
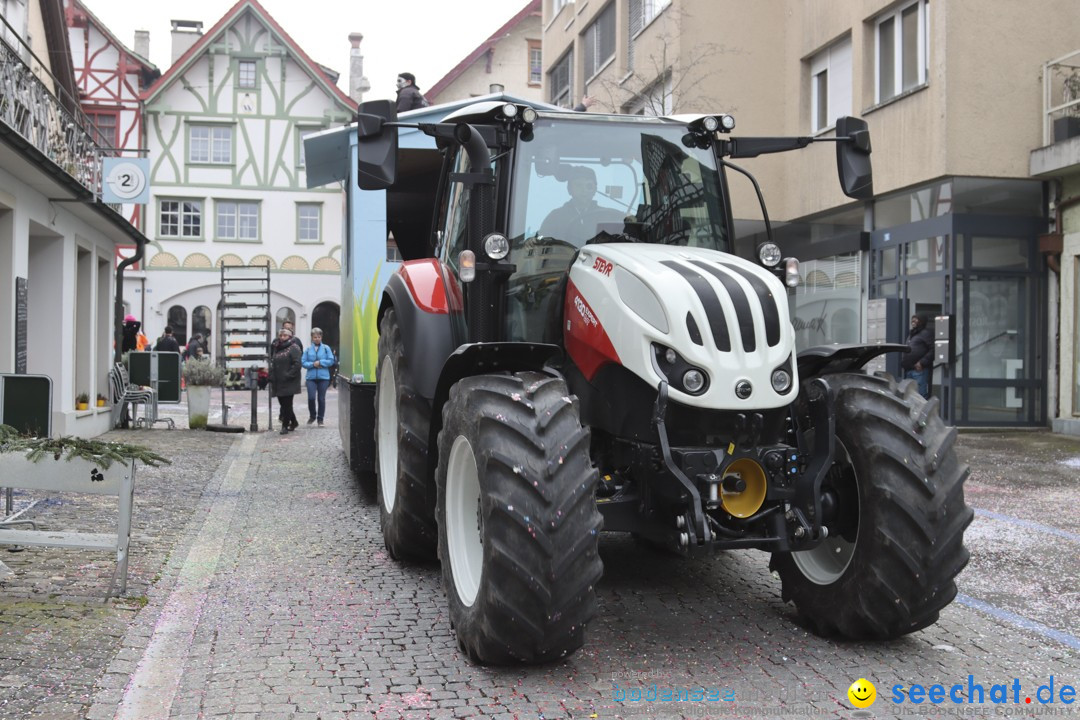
left=102, top=158, right=150, bottom=204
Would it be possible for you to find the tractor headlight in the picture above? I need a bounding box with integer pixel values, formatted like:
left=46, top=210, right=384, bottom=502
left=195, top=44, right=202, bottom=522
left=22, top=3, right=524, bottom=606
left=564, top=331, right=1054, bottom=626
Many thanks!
left=683, top=369, right=706, bottom=393
left=771, top=369, right=792, bottom=394
left=502, top=103, right=518, bottom=119
left=757, top=242, right=782, bottom=267
left=702, top=116, right=720, bottom=132
left=483, top=232, right=510, bottom=260
left=521, top=107, right=538, bottom=124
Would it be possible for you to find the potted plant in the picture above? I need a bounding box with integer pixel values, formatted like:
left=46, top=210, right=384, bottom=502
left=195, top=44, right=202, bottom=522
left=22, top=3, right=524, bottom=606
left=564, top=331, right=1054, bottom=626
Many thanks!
left=76, top=392, right=89, bottom=411
left=182, top=359, right=225, bottom=429
left=96, top=393, right=108, bottom=407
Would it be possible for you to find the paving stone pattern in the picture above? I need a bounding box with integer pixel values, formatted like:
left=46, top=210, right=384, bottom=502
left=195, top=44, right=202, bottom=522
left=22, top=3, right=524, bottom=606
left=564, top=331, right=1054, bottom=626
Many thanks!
left=1, top=394, right=1078, bottom=720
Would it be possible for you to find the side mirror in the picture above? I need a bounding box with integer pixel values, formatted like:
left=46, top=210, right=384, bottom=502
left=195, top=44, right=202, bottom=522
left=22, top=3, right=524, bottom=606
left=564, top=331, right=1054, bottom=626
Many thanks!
left=835, top=116, right=873, bottom=200
left=356, top=99, right=398, bottom=190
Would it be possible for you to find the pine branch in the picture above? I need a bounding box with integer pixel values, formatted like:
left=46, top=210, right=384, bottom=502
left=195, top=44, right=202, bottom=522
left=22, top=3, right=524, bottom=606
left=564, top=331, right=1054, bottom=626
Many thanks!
left=0, top=424, right=171, bottom=469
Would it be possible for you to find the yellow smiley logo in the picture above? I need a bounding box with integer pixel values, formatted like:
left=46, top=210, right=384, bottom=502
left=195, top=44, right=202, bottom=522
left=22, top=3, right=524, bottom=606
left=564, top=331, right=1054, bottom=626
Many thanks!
left=847, top=678, right=877, bottom=708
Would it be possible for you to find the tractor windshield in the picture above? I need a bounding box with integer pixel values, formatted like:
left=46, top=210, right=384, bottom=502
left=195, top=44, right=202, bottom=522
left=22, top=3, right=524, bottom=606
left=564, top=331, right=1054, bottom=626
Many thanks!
left=508, top=116, right=730, bottom=252
left=504, top=115, right=730, bottom=343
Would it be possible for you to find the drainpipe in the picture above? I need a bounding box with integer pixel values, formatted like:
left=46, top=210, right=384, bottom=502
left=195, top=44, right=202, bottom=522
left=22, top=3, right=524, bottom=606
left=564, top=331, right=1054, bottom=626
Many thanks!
left=114, top=239, right=146, bottom=364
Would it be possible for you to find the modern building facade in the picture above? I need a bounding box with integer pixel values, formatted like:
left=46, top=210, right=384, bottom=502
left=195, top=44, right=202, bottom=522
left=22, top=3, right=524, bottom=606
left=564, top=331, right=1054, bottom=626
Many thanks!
left=425, top=0, right=543, bottom=106
left=1032, top=49, right=1080, bottom=436
left=541, top=0, right=1080, bottom=429
left=137, top=0, right=355, bottom=358
left=1, top=0, right=151, bottom=437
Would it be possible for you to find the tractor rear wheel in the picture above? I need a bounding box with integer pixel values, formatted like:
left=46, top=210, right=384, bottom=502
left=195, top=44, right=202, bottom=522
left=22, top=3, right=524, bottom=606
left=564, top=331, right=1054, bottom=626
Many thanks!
left=436, top=372, right=603, bottom=664
left=375, top=307, right=437, bottom=561
left=770, top=372, right=973, bottom=639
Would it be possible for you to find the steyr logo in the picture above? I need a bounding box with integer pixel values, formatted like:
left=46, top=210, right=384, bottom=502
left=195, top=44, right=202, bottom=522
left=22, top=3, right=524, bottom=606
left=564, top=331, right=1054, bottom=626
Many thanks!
left=592, top=256, right=613, bottom=276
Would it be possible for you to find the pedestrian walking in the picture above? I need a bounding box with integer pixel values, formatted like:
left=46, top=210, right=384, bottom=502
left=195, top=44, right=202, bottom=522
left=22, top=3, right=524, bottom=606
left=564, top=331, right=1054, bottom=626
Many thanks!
left=183, top=333, right=206, bottom=360
left=395, top=72, right=428, bottom=112
left=270, top=327, right=302, bottom=434
left=154, top=325, right=181, bottom=353
left=270, top=320, right=304, bottom=425
left=301, top=327, right=335, bottom=426
left=901, top=314, right=934, bottom=399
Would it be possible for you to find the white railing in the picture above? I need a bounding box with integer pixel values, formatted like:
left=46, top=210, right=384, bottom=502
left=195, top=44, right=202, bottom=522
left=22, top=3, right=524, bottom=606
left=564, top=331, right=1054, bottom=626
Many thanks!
left=0, top=18, right=109, bottom=196
left=1043, top=49, right=1080, bottom=146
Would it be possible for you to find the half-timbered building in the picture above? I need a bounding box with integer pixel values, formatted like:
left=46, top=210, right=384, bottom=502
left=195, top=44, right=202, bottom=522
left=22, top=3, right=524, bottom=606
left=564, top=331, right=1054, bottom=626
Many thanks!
left=138, top=0, right=354, bottom=357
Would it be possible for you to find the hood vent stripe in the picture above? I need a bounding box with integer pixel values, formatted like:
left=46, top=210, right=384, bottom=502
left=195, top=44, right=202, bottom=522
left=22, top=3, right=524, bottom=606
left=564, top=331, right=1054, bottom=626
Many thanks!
left=660, top=261, right=730, bottom=352
left=686, top=312, right=703, bottom=345
left=690, top=261, right=756, bottom=352
left=719, top=263, right=781, bottom=347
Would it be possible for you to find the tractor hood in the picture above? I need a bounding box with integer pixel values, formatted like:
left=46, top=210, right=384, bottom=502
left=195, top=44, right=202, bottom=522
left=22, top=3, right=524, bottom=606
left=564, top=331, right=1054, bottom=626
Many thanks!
left=566, top=244, right=798, bottom=410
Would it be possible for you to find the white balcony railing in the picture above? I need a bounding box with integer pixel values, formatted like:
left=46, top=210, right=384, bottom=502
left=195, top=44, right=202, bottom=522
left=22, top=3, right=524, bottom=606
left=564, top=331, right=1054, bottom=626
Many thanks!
left=1043, top=49, right=1080, bottom=146
left=0, top=19, right=109, bottom=197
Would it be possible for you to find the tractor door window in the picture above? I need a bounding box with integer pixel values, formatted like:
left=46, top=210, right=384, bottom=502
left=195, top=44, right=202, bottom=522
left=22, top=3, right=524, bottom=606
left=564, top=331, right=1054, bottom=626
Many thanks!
left=442, top=150, right=473, bottom=277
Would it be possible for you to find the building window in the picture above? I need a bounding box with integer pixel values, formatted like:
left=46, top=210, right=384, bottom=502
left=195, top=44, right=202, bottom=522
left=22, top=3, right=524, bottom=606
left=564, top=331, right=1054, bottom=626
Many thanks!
left=159, top=199, right=202, bottom=238
left=87, top=111, right=118, bottom=148
left=625, top=72, right=672, bottom=116
left=583, top=2, right=616, bottom=81
left=549, top=50, right=573, bottom=107
left=189, top=125, right=233, bottom=164
left=297, top=204, right=321, bottom=243
left=809, top=36, right=852, bottom=133
left=237, top=60, right=256, bottom=88
left=875, top=0, right=929, bottom=103
left=630, top=0, right=670, bottom=35
left=528, top=40, right=542, bottom=86
left=297, top=128, right=319, bottom=167
left=551, top=0, right=570, bottom=15
left=216, top=201, right=259, bottom=241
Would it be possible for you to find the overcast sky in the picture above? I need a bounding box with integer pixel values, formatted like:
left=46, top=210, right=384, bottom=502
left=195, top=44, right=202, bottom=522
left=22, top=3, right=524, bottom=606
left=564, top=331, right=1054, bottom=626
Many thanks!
left=81, top=0, right=528, bottom=101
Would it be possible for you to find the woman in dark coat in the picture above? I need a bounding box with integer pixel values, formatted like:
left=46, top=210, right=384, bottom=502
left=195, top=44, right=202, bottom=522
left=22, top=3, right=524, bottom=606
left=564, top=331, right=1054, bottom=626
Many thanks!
left=270, top=327, right=303, bottom=434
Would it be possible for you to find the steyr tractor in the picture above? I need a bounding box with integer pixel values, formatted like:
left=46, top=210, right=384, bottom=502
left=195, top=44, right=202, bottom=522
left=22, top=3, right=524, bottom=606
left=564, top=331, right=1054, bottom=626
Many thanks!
left=352, top=99, right=972, bottom=665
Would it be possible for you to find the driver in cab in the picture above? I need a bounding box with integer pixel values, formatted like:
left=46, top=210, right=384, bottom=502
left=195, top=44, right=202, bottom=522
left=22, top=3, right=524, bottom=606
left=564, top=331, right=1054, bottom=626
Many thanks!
left=538, top=166, right=626, bottom=246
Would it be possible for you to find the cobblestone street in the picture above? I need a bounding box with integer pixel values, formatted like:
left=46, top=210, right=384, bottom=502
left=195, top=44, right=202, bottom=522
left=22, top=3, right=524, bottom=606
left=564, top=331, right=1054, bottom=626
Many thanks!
left=1, top=390, right=1078, bottom=720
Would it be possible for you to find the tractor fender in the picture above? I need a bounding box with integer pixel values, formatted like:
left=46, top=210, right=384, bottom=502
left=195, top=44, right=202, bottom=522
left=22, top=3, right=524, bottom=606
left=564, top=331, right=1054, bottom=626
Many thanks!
left=426, top=342, right=562, bottom=478
left=378, top=261, right=461, bottom=399
left=796, top=342, right=909, bottom=379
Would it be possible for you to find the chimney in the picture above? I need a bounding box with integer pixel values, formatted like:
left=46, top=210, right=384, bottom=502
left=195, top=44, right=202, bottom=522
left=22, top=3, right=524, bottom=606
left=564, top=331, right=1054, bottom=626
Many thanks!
left=170, top=20, right=203, bottom=65
left=134, top=30, right=150, bottom=60
left=348, top=32, right=371, bottom=104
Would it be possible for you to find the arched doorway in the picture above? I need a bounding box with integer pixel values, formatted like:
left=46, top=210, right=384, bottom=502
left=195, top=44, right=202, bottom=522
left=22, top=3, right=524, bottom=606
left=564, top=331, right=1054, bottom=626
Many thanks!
left=167, top=305, right=188, bottom=346
left=311, top=301, right=340, bottom=359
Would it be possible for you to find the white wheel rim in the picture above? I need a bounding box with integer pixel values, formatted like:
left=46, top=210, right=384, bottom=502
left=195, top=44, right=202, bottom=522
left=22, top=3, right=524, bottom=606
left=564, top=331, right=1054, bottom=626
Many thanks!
left=792, top=439, right=859, bottom=585
left=377, top=356, right=398, bottom=513
left=446, top=435, right=483, bottom=607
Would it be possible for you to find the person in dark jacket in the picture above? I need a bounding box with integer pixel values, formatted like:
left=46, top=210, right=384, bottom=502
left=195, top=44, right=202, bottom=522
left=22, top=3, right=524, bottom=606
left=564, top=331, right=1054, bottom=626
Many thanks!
left=122, top=314, right=145, bottom=353
left=270, top=327, right=302, bottom=434
left=395, top=73, right=428, bottom=112
left=154, top=325, right=181, bottom=353
left=901, top=314, right=934, bottom=399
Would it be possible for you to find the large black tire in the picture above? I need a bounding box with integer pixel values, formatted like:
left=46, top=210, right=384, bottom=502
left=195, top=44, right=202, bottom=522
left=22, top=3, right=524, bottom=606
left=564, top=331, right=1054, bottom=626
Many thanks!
left=436, top=372, right=603, bottom=664
left=770, top=372, right=973, bottom=639
left=375, top=307, right=437, bottom=561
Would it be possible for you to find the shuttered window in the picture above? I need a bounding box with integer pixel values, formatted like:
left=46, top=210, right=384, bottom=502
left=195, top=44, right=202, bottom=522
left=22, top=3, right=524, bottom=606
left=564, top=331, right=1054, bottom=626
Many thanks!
left=549, top=50, right=573, bottom=107
left=584, top=3, right=616, bottom=80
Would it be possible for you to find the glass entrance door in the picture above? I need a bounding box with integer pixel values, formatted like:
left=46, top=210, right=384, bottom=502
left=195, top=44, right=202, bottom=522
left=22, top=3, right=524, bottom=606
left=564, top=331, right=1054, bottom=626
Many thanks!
left=955, top=274, right=1040, bottom=423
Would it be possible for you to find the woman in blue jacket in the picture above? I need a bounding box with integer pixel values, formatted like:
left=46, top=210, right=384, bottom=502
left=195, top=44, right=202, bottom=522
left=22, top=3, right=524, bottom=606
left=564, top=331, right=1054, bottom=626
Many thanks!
left=301, top=327, right=336, bottom=425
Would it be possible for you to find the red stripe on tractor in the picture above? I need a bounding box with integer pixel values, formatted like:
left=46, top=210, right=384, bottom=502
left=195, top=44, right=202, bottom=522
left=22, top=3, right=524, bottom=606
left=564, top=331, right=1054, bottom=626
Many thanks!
left=399, top=259, right=451, bottom=314
left=564, top=279, right=621, bottom=380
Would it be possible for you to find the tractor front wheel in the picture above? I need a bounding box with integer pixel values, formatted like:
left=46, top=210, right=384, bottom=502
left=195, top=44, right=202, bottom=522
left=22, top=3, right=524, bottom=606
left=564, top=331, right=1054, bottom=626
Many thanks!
left=770, top=372, right=973, bottom=639
left=437, top=372, right=603, bottom=664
